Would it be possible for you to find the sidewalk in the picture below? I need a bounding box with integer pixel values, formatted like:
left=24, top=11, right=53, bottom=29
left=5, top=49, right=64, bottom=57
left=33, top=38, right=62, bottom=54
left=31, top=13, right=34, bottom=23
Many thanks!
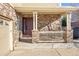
left=8, top=48, right=79, bottom=56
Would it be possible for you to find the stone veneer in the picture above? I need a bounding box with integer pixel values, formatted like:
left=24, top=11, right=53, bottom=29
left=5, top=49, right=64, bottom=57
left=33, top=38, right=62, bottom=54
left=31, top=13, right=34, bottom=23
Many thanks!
left=32, top=14, right=64, bottom=43
left=0, top=3, right=16, bottom=20
left=63, top=30, right=73, bottom=42
left=38, top=14, right=61, bottom=31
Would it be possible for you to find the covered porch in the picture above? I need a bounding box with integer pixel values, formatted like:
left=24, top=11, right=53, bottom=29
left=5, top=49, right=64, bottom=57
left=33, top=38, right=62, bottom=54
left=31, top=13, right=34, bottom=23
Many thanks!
left=12, top=3, right=77, bottom=43
left=31, top=11, right=73, bottom=43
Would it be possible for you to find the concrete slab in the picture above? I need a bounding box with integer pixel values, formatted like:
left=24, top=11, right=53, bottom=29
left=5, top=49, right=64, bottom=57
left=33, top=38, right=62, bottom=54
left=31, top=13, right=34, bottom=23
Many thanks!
left=12, top=42, right=79, bottom=56
left=31, top=48, right=59, bottom=56
left=56, top=48, right=79, bottom=56
left=8, top=49, right=59, bottom=56
left=52, top=43, right=76, bottom=48
left=8, top=49, right=33, bottom=56
left=15, top=42, right=52, bottom=49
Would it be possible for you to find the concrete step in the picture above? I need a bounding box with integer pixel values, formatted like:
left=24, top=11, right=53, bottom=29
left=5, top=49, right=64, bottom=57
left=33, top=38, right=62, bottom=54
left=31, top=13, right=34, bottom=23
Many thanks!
left=19, top=36, right=32, bottom=43
left=20, top=37, right=32, bottom=39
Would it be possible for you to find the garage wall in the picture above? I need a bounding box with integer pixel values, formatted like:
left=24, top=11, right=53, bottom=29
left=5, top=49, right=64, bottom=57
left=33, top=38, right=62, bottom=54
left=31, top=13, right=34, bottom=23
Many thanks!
left=0, top=3, right=18, bottom=44
left=0, top=19, right=11, bottom=55
left=0, top=3, right=18, bottom=55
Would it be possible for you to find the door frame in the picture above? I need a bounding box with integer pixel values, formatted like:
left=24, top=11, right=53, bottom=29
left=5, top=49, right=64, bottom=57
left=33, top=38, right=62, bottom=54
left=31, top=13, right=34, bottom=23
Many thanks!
left=22, top=17, right=33, bottom=37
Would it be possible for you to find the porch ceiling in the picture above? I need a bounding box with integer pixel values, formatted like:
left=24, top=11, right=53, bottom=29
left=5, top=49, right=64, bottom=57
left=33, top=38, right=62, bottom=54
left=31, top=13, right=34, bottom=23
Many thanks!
left=11, top=3, right=78, bottom=15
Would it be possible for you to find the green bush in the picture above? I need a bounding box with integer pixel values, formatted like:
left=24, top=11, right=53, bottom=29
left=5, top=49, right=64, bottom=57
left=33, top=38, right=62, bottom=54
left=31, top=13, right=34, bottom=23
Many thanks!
left=62, top=16, right=67, bottom=27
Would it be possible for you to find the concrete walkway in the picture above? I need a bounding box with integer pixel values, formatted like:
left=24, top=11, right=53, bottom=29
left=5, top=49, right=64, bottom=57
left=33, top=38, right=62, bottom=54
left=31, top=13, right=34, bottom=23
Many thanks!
left=8, top=42, right=79, bottom=56
left=8, top=48, right=79, bottom=56
left=14, top=42, right=79, bottom=49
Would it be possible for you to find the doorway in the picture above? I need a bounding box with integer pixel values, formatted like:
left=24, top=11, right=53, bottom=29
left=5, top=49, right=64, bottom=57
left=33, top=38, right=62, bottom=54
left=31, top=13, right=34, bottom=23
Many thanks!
left=22, top=17, right=33, bottom=37
left=20, top=17, right=33, bottom=43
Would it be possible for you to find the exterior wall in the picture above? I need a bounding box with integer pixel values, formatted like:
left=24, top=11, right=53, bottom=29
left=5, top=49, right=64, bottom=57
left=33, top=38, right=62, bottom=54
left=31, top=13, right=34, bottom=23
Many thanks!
left=63, top=13, right=73, bottom=42
left=38, top=14, right=61, bottom=31
left=63, top=30, right=73, bottom=42
left=13, top=13, right=21, bottom=39
left=17, top=14, right=23, bottom=31
left=32, top=30, right=39, bottom=42
left=71, top=12, right=79, bottom=39
left=32, top=14, right=64, bottom=43
left=0, top=3, right=18, bottom=43
left=0, top=27, right=10, bottom=55
left=16, top=13, right=23, bottom=42
left=0, top=19, right=10, bottom=55
left=0, top=3, right=16, bottom=20
left=0, top=3, right=18, bottom=55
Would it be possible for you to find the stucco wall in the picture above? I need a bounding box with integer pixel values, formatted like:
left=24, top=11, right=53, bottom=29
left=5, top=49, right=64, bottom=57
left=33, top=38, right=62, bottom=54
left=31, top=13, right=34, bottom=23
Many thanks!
left=38, top=14, right=61, bottom=31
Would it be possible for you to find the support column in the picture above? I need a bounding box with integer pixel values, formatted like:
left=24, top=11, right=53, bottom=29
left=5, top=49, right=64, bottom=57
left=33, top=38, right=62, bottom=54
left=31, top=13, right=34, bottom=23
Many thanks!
left=67, top=13, right=72, bottom=31
left=33, top=11, right=38, bottom=31
left=9, top=20, right=14, bottom=51
left=33, top=12, right=35, bottom=30
left=60, top=15, right=63, bottom=30
left=35, top=12, right=38, bottom=30
left=65, top=12, right=73, bottom=42
left=32, top=11, right=39, bottom=43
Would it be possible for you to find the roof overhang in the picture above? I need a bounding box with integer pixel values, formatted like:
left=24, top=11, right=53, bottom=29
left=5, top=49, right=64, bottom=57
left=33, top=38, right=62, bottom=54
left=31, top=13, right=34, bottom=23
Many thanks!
left=11, top=3, right=78, bottom=15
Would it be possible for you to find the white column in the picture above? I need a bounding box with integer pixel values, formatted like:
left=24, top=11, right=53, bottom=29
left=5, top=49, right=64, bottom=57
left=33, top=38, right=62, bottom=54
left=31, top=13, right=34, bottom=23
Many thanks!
left=33, top=11, right=38, bottom=31
left=32, top=11, right=39, bottom=43
left=9, top=20, right=13, bottom=51
left=67, top=13, right=72, bottom=31
left=60, top=15, right=63, bottom=30
left=33, top=12, right=35, bottom=30
left=36, top=12, right=38, bottom=30
left=66, top=12, right=72, bottom=42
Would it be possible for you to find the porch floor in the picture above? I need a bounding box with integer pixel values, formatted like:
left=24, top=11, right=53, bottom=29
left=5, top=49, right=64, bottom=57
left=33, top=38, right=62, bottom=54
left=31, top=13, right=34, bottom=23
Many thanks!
left=14, top=42, right=79, bottom=49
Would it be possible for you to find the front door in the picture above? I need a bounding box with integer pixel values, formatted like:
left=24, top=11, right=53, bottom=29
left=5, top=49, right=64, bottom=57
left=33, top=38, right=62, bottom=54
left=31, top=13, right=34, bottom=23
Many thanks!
left=22, top=17, right=33, bottom=37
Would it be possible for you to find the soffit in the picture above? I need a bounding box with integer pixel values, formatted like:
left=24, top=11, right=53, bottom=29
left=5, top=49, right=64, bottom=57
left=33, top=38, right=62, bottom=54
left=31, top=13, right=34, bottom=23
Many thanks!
left=11, top=3, right=78, bottom=15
